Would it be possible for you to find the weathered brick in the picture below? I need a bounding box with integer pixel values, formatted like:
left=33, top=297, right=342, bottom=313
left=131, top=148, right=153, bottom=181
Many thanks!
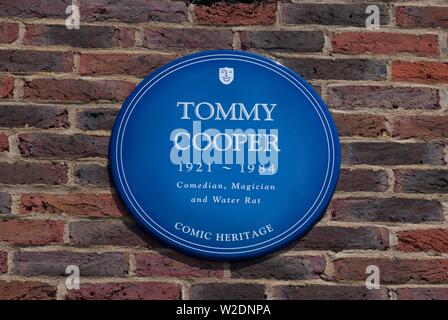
left=74, top=164, right=111, bottom=187
left=342, top=142, right=444, bottom=165
left=0, top=251, right=7, bottom=273
left=18, top=133, right=109, bottom=159
left=0, top=133, right=8, bottom=152
left=395, top=169, right=448, bottom=194
left=189, top=283, right=265, bottom=300
left=0, top=219, right=64, bottom=244
left=24, top=25, right=134, bottom=48
left=20, top=193, right=127, bottom=217
left=282, top=3, right=389, bottom=26
left=331, top=198, right=444, bottom=223
left=326, top=86, right=440, bottom=110
left=396, top=6, right=448, bottom=29
left=0, top=105, right=68, bottom=128
left=393, top=115, right=448, bottom=139
left=397, top=229, right=448, bottom=253
left=332, top=32, right=439, bottom=56
left=333, top=113, right=387, bottom=137
left=24, top=79, right=135, bottom=102
left=0, top=50, right=73, bottom=73
left=271, top=284, right=388, bottom=300
left=0, top=22, right=19, bottom=43
left=0, top=77, right=14, bottom=98
left=281, top=58, right=387, bottom=80
left=295, top=226, right=389, bottom=252
left=396, top=288, right=448, bottom=300
left=69, top=220, right=156, bottom=247
left=194, top=1, right=276, bottom=25
left=14, top=251, right=128, bottom=276
left=143, top=28, right=233, bottom=50
left=0, top=0, right=70, bottom=18
left=333, top=257, right=448, bottom=284
left=392, top=61, right=448, bottom=84
left=80, top=53, right=176, bottom=77
left=81, top=0, right=187, bottom=23
left=135, top=252, right=224, bottom=278
left=0, top=162, right=67, bottom=185
left=67, top=282, right=181, bottom=300
left=76, top=108, right=118, bottom=131
left=240, top=31, right=324, bottom=52
left=337, top=168, right=389, bottom=192
left=0, top=281, right=57, bottom=300
left=230, top=255, right=325, bottom=280
left=0, top=192, right=11, bottom=214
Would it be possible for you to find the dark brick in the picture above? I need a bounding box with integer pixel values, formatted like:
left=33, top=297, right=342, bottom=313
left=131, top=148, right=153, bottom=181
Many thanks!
left=0, top=162, right=67, bottom=185
left=74, top=164, right=111, bottom=187
left=143, top=28, right=233, bottom=50
left=296, top=226, right=389, bottom=252
left=331, top=198, right=444, bottom=223
left=0, top=50, right=73, bottom=73
left=271, top=284, right=388, bottom=300
left=230, top=255, right=325, bottom=280
left=0, top=251, right=6, bottom=273
left=396, top=6, right=448, bottom=29
left=0, top=219, right=64, bottom=245
left=67, top=282, right=181, bottom=300
left=0, top=0, right=70, bottom=18
left=395, top=169, right=448, bottom=194
left=282, top=3, right=390, bottom=26
left=14, top=251, right=128, bottom=276
left=337, top=168, right=389, bottom=192
left=0, top=105, right=68, bottom=128
left=81, top=0, right=187, bottom=23
left=241, top=30, right=324, bottom=52
left=0, top=281, right=57, bottom=300
left=189, top=283, right=266, bottom=300
left=18, top=133, right=109, bottom=159
left=0, top=193, right=11, bottom=214
left=0, top=22, right=19, bottom=43
left=24, top=79, right=135, bottom=102
left=333, top=113, right=387, bottom=137
left=326, top=86, right=440, bottom=110
left=281, top=58, right=387, bottom=80
left=77, top=108, right=118, bottom=131
left=396, top=287, right=448, bottom=300
left=341, top=142, right=444, bottom=165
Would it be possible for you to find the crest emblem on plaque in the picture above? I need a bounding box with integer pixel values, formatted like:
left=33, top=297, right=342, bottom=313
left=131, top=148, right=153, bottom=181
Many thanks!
left=219, top=67, right=234, bottom=85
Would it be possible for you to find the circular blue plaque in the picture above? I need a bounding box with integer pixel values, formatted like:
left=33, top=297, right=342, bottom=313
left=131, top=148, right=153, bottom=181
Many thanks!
left=110, top=50, right=340, bottom=260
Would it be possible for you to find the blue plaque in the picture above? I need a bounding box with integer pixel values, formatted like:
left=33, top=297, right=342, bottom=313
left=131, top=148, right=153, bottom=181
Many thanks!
left=110, top=50, right=340, bottom=260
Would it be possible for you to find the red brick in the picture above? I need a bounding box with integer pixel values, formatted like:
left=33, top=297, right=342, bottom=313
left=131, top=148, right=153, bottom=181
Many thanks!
left=194, top=1, right=276, bottom=26
left=0, top=0, right=70, bottom=18
left=189, top=283, right=265, bottom=300
left=0, top=105, right=68, bottom=128
left=0, top=281, right=56, bottom=300
left=326, top=86, right=440, bottom=110
left=331, top=198, right=444, bottom=223
left=67, top=282, right=181, bottom=300
left=0, top=251, right=7, bottom=273
left=80, top=53, right=176, bottom=77
left=0, top=50, right=73, bottom=73
left=272, top=284, right=388, bottom=300
left=240, top=31, right=324, bottom=52
left=396, top=288, right=448, bottom=300
left=333, top=113, right=387, bottom=137
left=393, top=115, right=448, bottom=139
left=81, top=0, right=187, bottom=23
left=397, top=229, right=448, bottom=253
left=296, top=226, right=389, bottom=252
left=333, top=257, right=448, bottom=284
left=395, top=169, right=448, bottom=194
left=18, top=133, right=109, bottom=159
left=230, top=255, right=325, bottom=280
left=0, top=22, right=19, bottom=43
left=135, top=252, right=224, bottom=278
left=20, top=193, right=127, bottom=217
left=332, top=32, right=439, bottom=56
left=143, top=27, right=233, bottom=50
left=0, top=77, right=14, bottom=99
left=24, top=79, right=135, bottom=102
left=0, top=133, right=8, bottom=152
left=0, top=219, right=64, bottom=245
left=337, top=168, right=389, bottom=192
left=392, top=61, right=448, bottom=84
left=0, top=162, right=67, bottom=185
left=396, top=6, right=448, bottom=29
left=14, top=251, right=128, bottom=276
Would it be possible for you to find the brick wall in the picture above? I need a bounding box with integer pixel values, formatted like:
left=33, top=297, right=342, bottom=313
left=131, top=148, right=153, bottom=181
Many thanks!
left=0, top=0, right=447, bottom=300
